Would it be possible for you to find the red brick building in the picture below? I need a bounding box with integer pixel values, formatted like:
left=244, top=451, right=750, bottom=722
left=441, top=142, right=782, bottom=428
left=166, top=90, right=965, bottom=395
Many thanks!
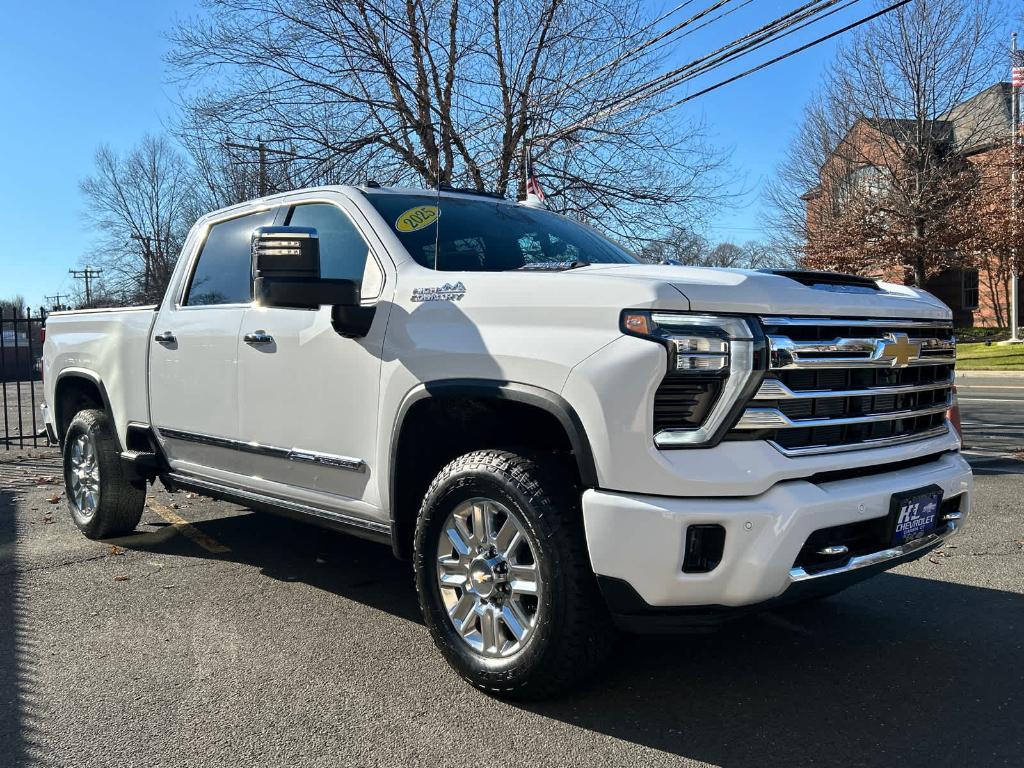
left=803, top=82, right=1021, bottom=329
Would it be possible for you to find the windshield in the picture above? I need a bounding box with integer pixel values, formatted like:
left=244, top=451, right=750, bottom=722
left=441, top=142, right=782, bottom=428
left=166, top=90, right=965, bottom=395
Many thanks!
left=364, top=192, right=638, bottom=271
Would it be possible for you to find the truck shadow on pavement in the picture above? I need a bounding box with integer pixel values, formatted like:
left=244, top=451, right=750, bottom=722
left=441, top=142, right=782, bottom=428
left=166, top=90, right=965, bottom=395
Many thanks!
left=121, top=506, right=1023, bottom=767
left=0, top=488, right=48, bottom=768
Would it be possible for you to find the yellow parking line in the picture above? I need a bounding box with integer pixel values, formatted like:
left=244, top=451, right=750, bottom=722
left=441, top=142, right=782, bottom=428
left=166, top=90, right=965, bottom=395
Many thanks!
left=147, top=500, right=231, bottom=555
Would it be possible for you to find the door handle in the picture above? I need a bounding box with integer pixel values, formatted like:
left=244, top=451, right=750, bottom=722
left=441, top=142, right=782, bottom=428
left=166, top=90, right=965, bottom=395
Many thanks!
left=243, top=330, right=274, bottom=345
left=154, top=331, right=176, bottom=344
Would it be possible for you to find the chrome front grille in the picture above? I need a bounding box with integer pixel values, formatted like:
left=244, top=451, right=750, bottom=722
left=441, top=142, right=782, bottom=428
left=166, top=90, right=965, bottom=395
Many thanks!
left=729, top=317, right=955, bottom=456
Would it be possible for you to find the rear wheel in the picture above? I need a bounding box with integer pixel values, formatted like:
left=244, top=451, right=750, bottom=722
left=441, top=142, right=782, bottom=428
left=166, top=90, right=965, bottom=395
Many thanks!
left=63, top=409, right=144, bottom=539
left=413, top=449, right=613, bottom=700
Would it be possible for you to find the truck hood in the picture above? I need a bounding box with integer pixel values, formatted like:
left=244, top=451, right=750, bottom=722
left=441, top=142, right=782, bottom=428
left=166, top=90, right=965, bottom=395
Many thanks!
left=574, top=264, right=951, bottom=320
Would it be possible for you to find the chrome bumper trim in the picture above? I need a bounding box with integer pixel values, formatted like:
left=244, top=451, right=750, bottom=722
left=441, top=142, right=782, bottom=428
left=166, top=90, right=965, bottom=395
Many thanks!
left=767, top=424, right=951, bottom=456
left=789, top=521, right=959, bottom=583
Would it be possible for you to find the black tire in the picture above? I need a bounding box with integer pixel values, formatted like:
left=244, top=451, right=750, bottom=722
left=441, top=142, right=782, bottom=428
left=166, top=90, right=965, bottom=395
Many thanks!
left=62, top=408, right=145, bottom=539
left=413, top=449, right=614, bottom=700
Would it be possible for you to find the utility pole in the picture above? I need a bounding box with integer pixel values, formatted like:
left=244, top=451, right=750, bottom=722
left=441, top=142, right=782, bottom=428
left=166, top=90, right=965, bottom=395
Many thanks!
left=45, top=293, right=69, bottom=311
left=68, top=267, right=102, bottom=306
left=1007, top=32, right=1022, bottom=344
left=223, top=136, right=299, bottom=197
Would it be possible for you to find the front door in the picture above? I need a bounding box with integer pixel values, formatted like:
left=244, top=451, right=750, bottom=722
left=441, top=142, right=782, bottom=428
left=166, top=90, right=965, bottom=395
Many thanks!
left=236, top=199, right=390, bottom=515
left=150, top=208, right=277, bottom=478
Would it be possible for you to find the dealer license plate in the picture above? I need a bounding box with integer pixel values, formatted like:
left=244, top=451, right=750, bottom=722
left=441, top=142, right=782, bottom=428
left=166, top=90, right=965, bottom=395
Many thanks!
left=891, top=488, right=942, bottom=545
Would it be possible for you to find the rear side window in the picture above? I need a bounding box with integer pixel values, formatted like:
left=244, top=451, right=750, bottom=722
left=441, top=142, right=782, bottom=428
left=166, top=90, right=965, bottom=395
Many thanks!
left=285, top=203, right=369, bottom=285
left=185, top=209, right=276, bottom=306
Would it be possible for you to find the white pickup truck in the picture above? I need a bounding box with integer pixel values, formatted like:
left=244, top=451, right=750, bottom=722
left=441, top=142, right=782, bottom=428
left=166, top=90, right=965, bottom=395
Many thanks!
left=42, top=185, right=972, bottom=698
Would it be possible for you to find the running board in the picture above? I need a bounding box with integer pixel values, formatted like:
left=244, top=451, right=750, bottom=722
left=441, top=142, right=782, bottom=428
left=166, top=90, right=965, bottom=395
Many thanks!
left=164, top=472, right=392, bottom=544
left=120, top=450, right=161, bottom=479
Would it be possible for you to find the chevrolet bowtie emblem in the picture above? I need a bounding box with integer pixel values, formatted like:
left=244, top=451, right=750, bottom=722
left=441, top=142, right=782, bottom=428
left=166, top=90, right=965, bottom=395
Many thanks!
left=876, top=333, right=921, bottom=367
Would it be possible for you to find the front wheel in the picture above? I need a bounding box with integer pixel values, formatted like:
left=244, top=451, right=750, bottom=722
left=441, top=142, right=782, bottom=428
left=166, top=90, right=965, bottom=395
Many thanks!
left=63, top=409, right=145, bottom=539
left=413, top=450, right=613, bottom=700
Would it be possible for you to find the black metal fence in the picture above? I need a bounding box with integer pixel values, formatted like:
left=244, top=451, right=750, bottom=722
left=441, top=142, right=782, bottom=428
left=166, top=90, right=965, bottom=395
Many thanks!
left=1, top=307, right=48, bottom=450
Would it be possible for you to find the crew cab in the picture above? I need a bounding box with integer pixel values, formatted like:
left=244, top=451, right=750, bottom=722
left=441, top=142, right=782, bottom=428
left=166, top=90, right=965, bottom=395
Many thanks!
left=42, top=185, right=972, bottom=698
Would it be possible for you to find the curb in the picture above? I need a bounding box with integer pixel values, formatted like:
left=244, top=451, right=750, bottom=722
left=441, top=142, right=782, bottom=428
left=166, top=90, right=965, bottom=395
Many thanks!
left=956, top=370, right=1024, bottom=379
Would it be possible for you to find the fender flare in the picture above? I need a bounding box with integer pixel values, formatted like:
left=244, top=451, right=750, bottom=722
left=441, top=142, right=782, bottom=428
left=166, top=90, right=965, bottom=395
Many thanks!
left=387, top=379, right=599, bottom=533
left=53, top=368, right=116, bottom=446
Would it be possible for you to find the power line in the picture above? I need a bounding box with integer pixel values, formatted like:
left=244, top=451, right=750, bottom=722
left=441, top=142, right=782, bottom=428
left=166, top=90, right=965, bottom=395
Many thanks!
left=69, top=268, right=103, bottom=306
left=44, top=293, right=69, bottom=311
left=539, top=0, right=857, bottom=146
left=537, top=0, right=909, bottom=149
left=647, top=0, right=912, bottom=116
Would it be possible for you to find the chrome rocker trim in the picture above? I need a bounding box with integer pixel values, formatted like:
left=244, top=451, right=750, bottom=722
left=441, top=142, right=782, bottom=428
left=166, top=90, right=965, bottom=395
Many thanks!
left=789, top=518, right=961, bottom=583
left=157, top=427, right=366, bottom=472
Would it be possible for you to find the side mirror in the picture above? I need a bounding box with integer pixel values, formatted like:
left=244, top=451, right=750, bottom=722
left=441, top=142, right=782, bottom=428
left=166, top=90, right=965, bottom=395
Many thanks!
left=252, top=226, right=359, bottom=309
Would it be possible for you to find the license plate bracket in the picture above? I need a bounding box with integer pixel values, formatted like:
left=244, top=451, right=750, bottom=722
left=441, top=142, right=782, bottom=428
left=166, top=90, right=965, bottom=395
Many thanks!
left=888, top=485, right=943, bottom=546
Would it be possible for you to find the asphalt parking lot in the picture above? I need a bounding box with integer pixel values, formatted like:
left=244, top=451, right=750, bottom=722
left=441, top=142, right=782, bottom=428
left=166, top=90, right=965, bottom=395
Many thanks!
left=1, top=387, right=1021, bottom=768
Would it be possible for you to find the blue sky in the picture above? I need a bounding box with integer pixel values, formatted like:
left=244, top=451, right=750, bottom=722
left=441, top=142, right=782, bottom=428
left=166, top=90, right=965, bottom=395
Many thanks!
left=0, top=0, right=874, bottom=308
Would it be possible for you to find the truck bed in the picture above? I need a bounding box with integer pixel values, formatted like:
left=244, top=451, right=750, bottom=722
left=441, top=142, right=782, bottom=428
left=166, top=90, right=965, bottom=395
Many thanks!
left=43, top=306, right=158, bottom=445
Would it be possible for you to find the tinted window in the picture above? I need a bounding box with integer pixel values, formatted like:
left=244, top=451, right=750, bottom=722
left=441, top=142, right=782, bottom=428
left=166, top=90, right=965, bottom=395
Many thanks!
left=364, top=193, right=636, bottom=271
left=286, top=203, right=369, bottom=285
left=185, top=210, right=276, bottom=306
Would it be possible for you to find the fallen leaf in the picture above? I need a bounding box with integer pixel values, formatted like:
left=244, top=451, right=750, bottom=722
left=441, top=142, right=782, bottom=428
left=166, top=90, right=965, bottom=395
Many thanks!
left=108, top=545, right=125, bottom=556
left=46, top=493, right=61, bottom=504
left=41, top=517, right=54, bottom=525
left=35, top=475, right=58, bottom=485
left=113, top=575, right=130, bottom=582
left=185, top=492, right=199, bottom=500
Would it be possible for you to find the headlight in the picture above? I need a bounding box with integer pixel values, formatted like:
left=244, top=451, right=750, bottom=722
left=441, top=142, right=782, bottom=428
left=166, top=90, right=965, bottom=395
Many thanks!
left=621, top=311, right=765, bottom=447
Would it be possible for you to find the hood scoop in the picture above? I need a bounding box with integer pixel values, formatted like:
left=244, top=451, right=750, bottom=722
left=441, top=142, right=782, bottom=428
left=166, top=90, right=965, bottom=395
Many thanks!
left=759, top=269, right=880, bottom=294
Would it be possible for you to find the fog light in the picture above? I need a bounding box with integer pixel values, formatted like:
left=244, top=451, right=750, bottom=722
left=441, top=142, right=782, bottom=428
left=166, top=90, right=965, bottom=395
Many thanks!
left=682, top=524, right=726, bottom=573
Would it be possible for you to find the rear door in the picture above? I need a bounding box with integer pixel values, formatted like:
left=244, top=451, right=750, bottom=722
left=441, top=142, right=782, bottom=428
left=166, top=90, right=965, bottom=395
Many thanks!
left=150, top=208, right=278, bottom=477
left=235, top=198, right=390, bottom=512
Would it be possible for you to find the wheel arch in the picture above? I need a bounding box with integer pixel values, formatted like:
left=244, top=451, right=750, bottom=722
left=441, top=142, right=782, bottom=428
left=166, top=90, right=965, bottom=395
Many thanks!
left=53, top=369, right=117, bottom=448
left=387, top=379, right=598, bottom=560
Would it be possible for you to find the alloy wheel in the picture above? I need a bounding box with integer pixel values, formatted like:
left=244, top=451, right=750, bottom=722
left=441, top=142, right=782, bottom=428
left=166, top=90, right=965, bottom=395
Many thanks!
left=435, top=497, right=543, bottom=658
left=68, top=432, right=100, bottom=519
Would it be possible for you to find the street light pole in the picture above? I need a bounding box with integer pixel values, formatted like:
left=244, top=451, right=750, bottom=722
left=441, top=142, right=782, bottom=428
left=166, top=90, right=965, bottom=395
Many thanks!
left=1007, top=32, right=1021, bottom=344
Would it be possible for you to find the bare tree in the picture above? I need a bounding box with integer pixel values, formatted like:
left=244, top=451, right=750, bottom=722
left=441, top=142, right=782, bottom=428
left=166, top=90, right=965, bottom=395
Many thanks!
left=957, top=140, right=1024, bottom=326
left=640, top=231, right=793, bottom=269
left=766, top=0, right=1004, bottom=285
left=80, top=135, right=198, bottom=304
left=0, top=296, right=26, bottom=318
left=168, top=0, right=727, bottom=241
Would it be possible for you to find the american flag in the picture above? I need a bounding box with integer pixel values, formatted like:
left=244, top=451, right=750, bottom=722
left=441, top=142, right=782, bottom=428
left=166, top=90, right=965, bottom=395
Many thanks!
left=525, top=159, right=546, bottom=202
left=1014, top=49, right=1024, bottom=88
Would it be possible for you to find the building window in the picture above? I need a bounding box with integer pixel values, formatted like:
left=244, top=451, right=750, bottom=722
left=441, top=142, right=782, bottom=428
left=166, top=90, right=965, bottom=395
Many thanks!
left=832, top=164, right=888, bottom=214
left=962, top=269, right=979, bottom=310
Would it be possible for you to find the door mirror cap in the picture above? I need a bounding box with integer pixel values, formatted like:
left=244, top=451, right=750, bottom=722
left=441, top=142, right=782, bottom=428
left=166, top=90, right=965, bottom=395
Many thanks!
left=252, top=226, right=320, bottom=278
left=252, top=225, right=360, bottom=310
left=254, top=276, right=359, bottom=310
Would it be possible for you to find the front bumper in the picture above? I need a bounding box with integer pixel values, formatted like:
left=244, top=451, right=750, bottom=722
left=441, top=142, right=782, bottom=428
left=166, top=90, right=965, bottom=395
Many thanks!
left=582, top=450, right=972, bottom=628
